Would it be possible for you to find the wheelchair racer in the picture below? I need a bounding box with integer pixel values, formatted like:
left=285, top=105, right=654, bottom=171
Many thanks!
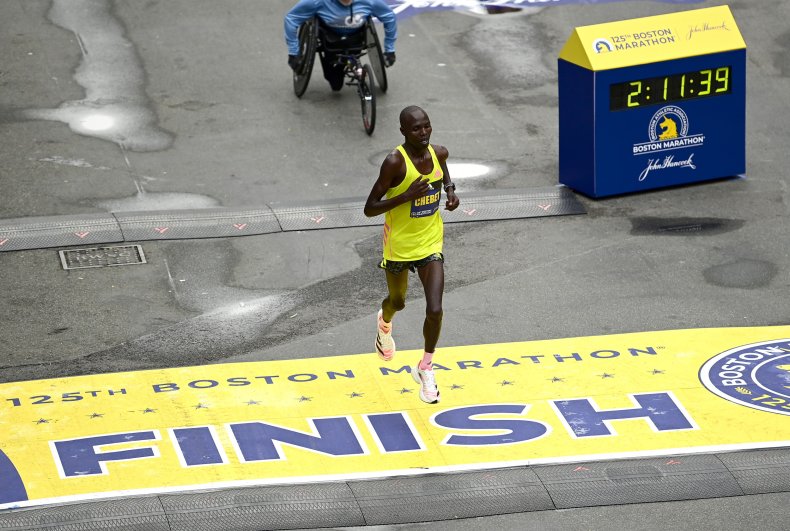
left=284, top=0, right=398, bottom=91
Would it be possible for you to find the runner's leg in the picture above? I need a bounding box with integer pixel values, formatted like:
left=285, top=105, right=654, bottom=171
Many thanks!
left=417, top=260, right=444, bottom=354
left=382, top=269, right=408, bottom=322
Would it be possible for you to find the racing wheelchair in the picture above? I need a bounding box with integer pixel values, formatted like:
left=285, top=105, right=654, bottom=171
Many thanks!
left=292, top=17, right=388, bottom=135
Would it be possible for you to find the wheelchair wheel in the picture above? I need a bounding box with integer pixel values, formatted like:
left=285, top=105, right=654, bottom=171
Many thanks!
left=359, top=64, right=376, bottom=135
left=293, top=18, right=318, bottom=98
left=365, top=20, right=388, bottom=93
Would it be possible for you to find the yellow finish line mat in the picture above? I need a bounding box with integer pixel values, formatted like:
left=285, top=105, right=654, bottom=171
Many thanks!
left=3, top=326, right=790, bottom=509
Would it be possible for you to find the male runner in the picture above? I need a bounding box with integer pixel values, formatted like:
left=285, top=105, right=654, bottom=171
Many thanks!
left=363, top=106, right=460, bottom=403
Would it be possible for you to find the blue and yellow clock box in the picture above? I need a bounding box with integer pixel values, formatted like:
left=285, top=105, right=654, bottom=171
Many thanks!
left=558, top=6, right=746, bottom=197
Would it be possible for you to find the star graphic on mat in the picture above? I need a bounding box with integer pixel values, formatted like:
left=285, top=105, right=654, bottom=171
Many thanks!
left=245, top=400, right=261, bottom=406
left=599, top=373, right=614, bottom=379
left=298, top=396, right=312, bottom=402
left=194, top=403, right=208, bottom=410
left=450, top=384, right=464, bottom=390
left=549, top=377, right=564, bottom=383
left=348, top=392, right=364, bottom=398
left=142, top=408, right=157, bottom=414
left=88, top=412, right=104, bottom=419
left=499, top=380, right=514, bottom=386
left=650, top=369, right=665, bottom=375
left=34, top=418, right=51, bottom=425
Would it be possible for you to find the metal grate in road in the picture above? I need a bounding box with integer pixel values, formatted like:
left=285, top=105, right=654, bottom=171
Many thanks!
left=58, top=244, right=147, bottom=270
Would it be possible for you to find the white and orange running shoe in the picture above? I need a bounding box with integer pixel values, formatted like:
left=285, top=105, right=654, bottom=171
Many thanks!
left=375, top=309, right=396, bottom=361
left=411, top=364, right=440, bottom=404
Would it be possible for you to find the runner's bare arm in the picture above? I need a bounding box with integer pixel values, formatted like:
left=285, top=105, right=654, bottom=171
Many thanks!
left=434, top=145, right=459, bottom=211
left=364, top=150, right=430, bottom=217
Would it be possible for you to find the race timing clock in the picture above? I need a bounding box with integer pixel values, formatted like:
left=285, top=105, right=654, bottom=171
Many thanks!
left=557, top=6, right=746, bottom=197
left=609, top=66, right=732, bottom=111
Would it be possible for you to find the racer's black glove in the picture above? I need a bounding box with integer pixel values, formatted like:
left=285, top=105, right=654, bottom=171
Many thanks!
left=288, top=54, right=300, bottom=71
left=384, top=52, right=396, bottom=67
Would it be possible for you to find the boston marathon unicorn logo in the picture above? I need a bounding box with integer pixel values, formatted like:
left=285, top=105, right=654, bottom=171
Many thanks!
left=658, top=115, right=679, bottom=140
left=592, top=38, right=614, bottom=53
left=700, top=339, right=790, bottom=415
left=649, top=106, right=688, bottom=142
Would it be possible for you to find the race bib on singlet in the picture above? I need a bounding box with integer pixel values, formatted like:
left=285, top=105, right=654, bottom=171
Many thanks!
left=410, top=183, right=441, bottom=218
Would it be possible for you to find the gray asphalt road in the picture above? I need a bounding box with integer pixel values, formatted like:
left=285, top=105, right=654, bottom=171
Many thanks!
left=2, top=0, right=788, bottom=381
left=1, top=0, right=789, bottom=528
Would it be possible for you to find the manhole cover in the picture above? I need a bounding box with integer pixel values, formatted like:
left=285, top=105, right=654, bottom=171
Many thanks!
left=629, top=217, right=744, bottom=236
left=58, top=244, right=147, bottom=270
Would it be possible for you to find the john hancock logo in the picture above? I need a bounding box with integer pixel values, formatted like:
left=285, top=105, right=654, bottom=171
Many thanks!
left=633, top=105, right=704, bottom=181
left=700, top=339, right=790, bottom=416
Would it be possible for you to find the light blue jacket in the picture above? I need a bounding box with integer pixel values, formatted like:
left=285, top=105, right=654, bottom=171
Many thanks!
left=284, top=0, right=397, bottom=55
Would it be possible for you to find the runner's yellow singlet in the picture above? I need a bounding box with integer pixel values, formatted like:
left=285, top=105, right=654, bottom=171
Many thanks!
left=382, top=145, right=444, bottom=262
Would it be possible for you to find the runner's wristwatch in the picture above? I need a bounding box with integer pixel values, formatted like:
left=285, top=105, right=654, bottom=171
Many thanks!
left=443, top=183, right=456, bottom=192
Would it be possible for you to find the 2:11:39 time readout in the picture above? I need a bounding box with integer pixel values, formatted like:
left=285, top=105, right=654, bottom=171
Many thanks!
left=609, top=66, right=732, bottom=111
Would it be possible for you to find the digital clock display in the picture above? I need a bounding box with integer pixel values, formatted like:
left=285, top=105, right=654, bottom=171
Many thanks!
left=610, top=66, right=732, bottom=111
